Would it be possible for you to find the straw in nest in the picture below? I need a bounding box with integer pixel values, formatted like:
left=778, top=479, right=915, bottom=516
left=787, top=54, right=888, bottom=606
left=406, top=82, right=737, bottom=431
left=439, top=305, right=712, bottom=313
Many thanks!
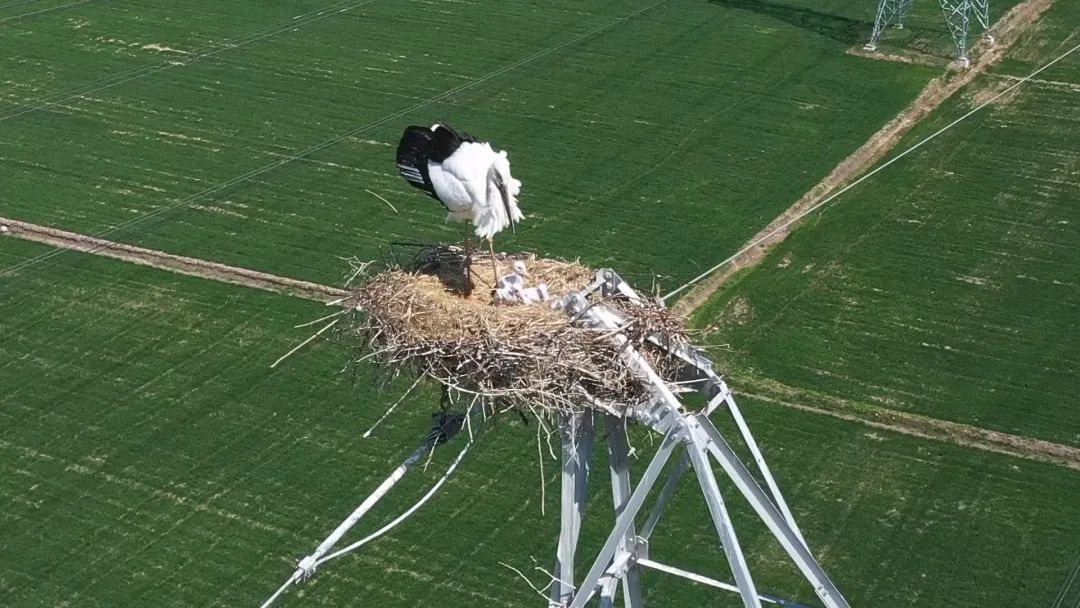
left=337, top=245, right=691, bottom=417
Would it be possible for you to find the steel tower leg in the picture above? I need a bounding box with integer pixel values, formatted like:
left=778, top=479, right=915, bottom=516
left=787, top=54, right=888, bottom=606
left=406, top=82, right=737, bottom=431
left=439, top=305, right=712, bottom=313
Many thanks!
left=689, top=415, right=848, bottom=607
left=867, top=0, right=991, bottom=63
left=551, top=413, right=594, bottom=607
left=605, top=415, right=643, bottom=608
left=939, top=0, right=972, bottom=65
left=970, top=0, right=994, bottom=42
left=568, top=432, right=682, bottom=608
left=897, top=0, right=915, bottom=26
left=598, top=577, right=620, bottom=608
left=687, top=440, right=762, bottom=608
left=865, top=0, right=906, bottom=50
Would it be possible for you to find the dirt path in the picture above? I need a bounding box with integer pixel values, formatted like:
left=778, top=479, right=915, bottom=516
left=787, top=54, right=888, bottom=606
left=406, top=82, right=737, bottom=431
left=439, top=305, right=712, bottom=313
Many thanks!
left=1, top=0, right=1065, bottom=468
left=667, top=0, right=1075, bottom=468
left=0, top=217, right=349, bottom=303
left=671, top=0, right=1056, bottom=317
left=6, top=216, right=1077, bottom=468
left=846, top=46, right=947, bottom=68
left=736, top=376, right=1080, bottom=471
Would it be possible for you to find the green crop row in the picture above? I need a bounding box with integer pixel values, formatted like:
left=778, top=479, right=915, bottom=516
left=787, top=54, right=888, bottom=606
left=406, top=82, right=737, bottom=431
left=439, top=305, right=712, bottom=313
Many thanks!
left=1, top=0, right=934, bottom=289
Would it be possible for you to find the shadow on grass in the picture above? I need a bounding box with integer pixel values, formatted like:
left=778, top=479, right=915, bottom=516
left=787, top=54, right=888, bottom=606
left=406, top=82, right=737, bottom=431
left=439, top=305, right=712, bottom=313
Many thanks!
left=709, top=0, right=873, bottom=46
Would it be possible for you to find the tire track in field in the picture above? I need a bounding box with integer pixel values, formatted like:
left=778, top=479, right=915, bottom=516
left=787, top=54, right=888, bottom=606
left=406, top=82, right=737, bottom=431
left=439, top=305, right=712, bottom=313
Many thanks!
left=0, top=439, right=294, bottom=536
left=0, top=217, right=349, bottom=302
left=671, top=0, right=1058, bottom=317
left=735, top=376, right=1080, bottom=471
left=6, top=217, right=1080, bottom=470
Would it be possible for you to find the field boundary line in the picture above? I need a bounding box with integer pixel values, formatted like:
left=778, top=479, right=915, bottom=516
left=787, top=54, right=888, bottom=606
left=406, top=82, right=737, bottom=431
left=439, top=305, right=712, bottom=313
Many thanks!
left=8, top=216, right=1078, bottom=471
left=734, top=375, right=1080, bottom=470
left=734, top=375, right=1080, bottom=471
left=0, top=217, right=349, bottom=302
left=669, top=0, right=1058, bottom=316
left=846, top=46, right=948, bottom=68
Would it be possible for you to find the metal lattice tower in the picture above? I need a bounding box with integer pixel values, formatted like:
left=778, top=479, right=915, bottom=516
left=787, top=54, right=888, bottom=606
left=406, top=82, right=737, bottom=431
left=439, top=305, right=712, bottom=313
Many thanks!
left=262, top=268, right=851, bottom=608
left=546, top=270, right=849, bottom=608
left=865, top=0, right=993, bottom=66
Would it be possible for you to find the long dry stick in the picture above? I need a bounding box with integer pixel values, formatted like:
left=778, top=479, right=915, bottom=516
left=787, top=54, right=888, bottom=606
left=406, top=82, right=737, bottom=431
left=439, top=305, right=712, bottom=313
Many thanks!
left=271, top=319, right=340, bottom=369
left=363, top=374, right=426, bottom=438
left=365, top=189, right=398, bottom=213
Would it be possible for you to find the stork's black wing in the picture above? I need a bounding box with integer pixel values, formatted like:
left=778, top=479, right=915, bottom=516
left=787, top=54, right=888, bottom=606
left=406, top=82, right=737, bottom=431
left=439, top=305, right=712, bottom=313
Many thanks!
left=397, top=123, right=481, bottom=200
left=396, top=126, right=437, bottom=198
left=429, top=123, right=474, bottom=162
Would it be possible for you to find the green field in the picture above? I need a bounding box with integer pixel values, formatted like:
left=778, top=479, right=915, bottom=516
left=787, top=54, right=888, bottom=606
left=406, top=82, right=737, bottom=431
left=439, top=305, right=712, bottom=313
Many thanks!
left=695, top=0, right=1080, bottom=447
left=717, top=0, right=1022, bottom=60
left=3, top=239, right=1079, bottom=607
left=0, top=0, right=937, bottom=287
left=3, top=0, right=1080, bottom=606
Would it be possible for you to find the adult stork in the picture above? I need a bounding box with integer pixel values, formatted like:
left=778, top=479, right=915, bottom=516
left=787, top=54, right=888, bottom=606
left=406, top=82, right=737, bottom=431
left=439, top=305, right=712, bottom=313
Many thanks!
left=395, top=123, right=523, bottom=293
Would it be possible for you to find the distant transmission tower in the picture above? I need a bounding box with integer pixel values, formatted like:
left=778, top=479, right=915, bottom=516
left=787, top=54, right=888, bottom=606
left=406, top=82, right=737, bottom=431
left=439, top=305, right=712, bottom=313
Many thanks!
left=865, top=0, right=993, bottom=67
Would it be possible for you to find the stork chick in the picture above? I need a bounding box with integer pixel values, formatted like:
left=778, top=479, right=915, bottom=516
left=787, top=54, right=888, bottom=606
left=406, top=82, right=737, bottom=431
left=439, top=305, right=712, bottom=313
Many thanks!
left=494, top=261, right=549, bottom=305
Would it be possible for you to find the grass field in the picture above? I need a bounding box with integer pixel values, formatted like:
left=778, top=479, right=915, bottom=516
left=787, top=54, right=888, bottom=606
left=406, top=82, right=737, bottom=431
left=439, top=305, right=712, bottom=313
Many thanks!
left=3, top=239, right=1079, bottom=607
left=718, top=0, right=1022, bottom=60
left=0, top=0, right=938, bottom=288
left=694, top=0, right=1080, bottom=448
left=3, top=0, right=1079, bottom=606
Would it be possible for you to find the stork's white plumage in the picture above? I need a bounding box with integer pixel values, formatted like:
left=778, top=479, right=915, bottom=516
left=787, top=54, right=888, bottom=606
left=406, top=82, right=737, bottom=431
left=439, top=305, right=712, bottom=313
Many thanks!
left=396, top=124, right=523, bottom=240
left=396, top=123, right=523, bottom=293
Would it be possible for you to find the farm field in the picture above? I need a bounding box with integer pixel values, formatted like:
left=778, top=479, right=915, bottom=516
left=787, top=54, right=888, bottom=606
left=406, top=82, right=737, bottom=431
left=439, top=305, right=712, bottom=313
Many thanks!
left=3, top=239, right=1080, bottom=607
left=3, top=0, right=1079, bottom=607
left=720, top=0, right=1021, bottom=61
left=0, top=0, right=940, bottom=288
left=695, top=1, right=1080, bottom=446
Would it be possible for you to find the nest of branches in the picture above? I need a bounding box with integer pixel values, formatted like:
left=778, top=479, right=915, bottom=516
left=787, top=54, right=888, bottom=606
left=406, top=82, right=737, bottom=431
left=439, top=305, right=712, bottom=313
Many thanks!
left=338, top=245, right=693, bottom=416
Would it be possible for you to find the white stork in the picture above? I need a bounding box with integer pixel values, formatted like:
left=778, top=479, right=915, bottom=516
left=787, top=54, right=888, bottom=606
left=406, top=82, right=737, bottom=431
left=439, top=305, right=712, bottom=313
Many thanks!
left=395, top=123, right=523, bottom=290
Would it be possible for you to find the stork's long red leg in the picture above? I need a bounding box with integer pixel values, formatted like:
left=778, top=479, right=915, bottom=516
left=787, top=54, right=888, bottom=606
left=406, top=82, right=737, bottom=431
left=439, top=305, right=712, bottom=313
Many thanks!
left=462, top=235, right=473, bottom=298
left=488, top=238, right=498, bottom=287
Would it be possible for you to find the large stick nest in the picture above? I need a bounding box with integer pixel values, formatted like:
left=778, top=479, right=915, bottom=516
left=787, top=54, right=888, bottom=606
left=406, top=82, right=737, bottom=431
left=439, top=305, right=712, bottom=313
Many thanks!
left=338, top=245, right=692, bottom=415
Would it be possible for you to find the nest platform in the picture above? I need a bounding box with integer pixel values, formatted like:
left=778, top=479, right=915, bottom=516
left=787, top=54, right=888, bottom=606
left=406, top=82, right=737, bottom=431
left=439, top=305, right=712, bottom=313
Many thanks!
left=340, top=246, right=690, bottom=416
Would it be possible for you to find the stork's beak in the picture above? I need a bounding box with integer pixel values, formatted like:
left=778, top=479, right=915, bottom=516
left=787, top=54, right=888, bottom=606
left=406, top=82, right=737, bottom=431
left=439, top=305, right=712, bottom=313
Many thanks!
left=490, top=167, right=515, bottom=234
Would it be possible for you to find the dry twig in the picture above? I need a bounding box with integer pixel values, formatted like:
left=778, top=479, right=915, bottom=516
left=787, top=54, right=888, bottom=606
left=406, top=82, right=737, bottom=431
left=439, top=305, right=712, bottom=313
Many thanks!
left=334, top=245, right=697, bottom=422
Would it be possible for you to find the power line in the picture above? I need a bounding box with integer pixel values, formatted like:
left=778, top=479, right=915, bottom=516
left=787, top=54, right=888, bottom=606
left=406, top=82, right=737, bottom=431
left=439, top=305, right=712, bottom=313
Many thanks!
left=1, top=0, right=670, bottom=279
left=662, top=40, right=1080, bottom=303
left=0, top=0, right=377, bottom=122
left=0, top=0, right=49, bottom=12
left=0, top=0, right=97, bottom=24
left=1052, top=555, right=1080, bottom=608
